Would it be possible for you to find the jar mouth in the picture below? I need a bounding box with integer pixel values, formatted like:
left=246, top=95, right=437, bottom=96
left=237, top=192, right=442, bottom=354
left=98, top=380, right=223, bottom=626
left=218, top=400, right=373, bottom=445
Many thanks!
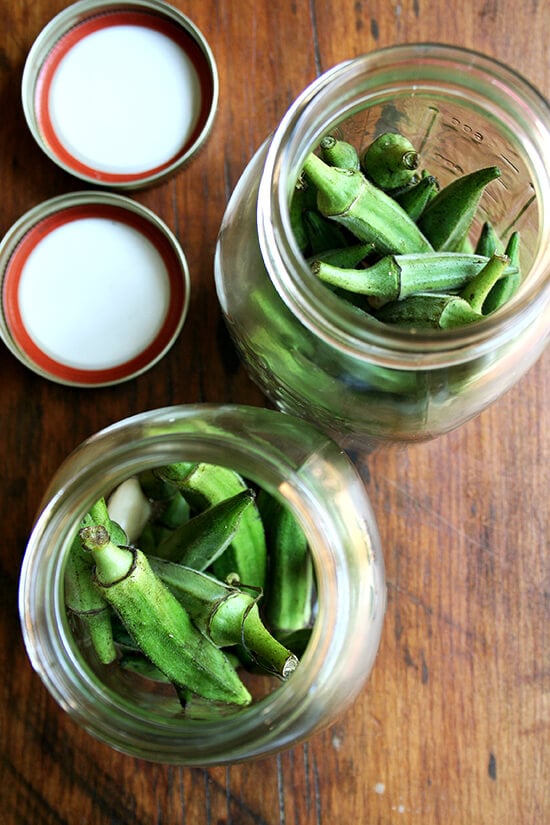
left=258, top=44, right=550, bottom=368
left=19, top=404, right=385, bottom=763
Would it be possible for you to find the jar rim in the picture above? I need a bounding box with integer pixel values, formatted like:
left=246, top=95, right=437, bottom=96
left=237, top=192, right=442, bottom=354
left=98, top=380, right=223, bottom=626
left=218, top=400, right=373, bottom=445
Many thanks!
left=258, top=43, right=550, bottom=368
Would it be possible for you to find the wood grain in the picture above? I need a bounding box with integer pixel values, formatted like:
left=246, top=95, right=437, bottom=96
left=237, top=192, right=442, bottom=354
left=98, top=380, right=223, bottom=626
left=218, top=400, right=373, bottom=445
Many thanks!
left=1, top=1, right=548, bottom=823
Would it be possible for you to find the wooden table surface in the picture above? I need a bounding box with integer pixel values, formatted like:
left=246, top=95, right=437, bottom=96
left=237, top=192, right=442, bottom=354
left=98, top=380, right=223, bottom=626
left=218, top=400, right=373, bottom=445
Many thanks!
left=1, top=1, right=548, bottom=823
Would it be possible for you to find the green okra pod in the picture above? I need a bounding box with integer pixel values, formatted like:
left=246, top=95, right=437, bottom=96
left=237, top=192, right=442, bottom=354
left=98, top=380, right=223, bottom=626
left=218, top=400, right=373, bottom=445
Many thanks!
left=289, top=183, right=312, bottom=252
left=459, top=253, right=510, bottom=314
left=153, top=488, right=256, bottom=569
left=65, top=521, right=116, bottom=665
left=320, top=135, right=360, bottom=170
left=148, top=557, right=299, bottom=678
left=474, top=221, right=501, bottom=258
left=276, top=627, right=312, bottom=658
left=138, top=468, right=179, bottom=502
left=257, top=490, right=314, bottom=634
left=417, top=166, right=501, bottom=251
left=89, top=497, right=127, bottom=546
left=118, top=651, right=246, bottom=720
left=311, top=252, right=517, bottom=308
left=134, top=522, right=165, bottom=555
left=153, top=489, right=190, bottom=530
left=308, top=241, right=375, bottom=269
left=374, top=293, right=483, bottom=328
left=64, top=498, right=127, bottom=664
left=302, top=153, right=433, bottom=255
left=153, top=462, right=197, bottom=488
left=79, top=525, right=252, bottom=707
left=361, top=131, right=419, bottom=190
left=482, top=231, right=521, bottom=313
left=119, top=650, right=171, bottom=682
left=303, top=209, right=349, bottom=254
left=168, top=462, right=267, bottom=590
left=394, top=174, right=439, bottom=221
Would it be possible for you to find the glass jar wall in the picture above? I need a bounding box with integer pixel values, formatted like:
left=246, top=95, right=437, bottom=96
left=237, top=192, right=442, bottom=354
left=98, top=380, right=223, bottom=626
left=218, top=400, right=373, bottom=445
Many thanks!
left=215, top=44, right=550, bottom=445
left=18, top=404, right=386, bottom=765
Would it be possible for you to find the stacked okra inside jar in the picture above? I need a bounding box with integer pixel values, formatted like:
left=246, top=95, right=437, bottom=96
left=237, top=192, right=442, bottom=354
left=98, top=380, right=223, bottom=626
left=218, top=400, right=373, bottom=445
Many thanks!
left=292, top=131, right=520, bottom=326
left=66, top=462, right=313, bottom=716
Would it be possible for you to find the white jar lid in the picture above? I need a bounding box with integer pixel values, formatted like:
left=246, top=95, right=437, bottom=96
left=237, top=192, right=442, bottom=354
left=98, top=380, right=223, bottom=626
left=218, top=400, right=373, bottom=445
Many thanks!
left=22, top=0, right=218, bottom=188
left=0, top=192, right=190, bottom=385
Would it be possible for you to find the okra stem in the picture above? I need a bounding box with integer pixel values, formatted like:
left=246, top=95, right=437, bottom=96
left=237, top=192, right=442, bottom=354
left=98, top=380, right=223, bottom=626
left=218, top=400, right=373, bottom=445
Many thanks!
left=81, top=524, right=134, bottom=583
left=79, top=525, right=252, bottom=707
left=148, top=557, right=298, bottom=678
left=320, top=135, right=360, bottom=170
left=153, top=462, right=197, bottom=487
left=459, top=254, right=510, bottom=314
left=311, top=252, right=516, bottom=308
left=361, top=132, right=419, bottom=190
left=89, top=497, right=127, bottom=545
left=302, top=153, right=433, bottom=255
left=213, top=594, right=299, bottom=677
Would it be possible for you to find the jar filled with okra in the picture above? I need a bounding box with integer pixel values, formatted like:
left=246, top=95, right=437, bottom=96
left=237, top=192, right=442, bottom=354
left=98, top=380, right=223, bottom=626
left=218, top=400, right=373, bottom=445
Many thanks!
left=215, top=44, right=550, bottom=445
left=18, top=404, right=386, bottom=765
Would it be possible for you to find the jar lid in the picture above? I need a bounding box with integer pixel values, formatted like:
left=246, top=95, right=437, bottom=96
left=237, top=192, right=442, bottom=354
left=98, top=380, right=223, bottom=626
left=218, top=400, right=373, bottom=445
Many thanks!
left=0, top=192, right=190, bottom=386
left=22, top=0, right=218, bottom=188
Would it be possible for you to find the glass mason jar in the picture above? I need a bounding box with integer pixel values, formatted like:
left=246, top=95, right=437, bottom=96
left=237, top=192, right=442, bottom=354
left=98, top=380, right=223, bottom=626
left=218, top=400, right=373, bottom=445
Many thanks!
left=215, top=44, right=550, bottom=445
left=18, top=404, right=386, bottom=765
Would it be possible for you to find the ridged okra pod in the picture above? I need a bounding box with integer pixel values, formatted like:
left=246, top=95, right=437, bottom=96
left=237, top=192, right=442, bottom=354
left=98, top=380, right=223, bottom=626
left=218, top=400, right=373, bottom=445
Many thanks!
left=483, top=232, right=521, bottom=313
left=65, top=499, right=128, bottom=664
left=375, top=255, right=509, bottom=328
left=79, top=525, right=251, bottom=707
left=374, top=293, right=483, bottom=328
left=311, top=252, right=517, bottom=308
left=153, top=489, right=256, bottom=569
left=257, top=490, right=313, bottom=634
left=417, top=166, right=501, bottom=251
left=159, top=462, right=267, bottom=590
left=148, top=557, right=298, bottom=678
left=303, top=209, right=348, bottom=254
left=302, top=153, right=433, bottom=255
left=474, top=221, right=501, bottom=258
left=289, top=182, right=311, bottom=252
left=394, top=174, right=439, bottom=221
left=65, top=522, right=116, bottom=665
left=308, top=241, right=374, bottom=269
